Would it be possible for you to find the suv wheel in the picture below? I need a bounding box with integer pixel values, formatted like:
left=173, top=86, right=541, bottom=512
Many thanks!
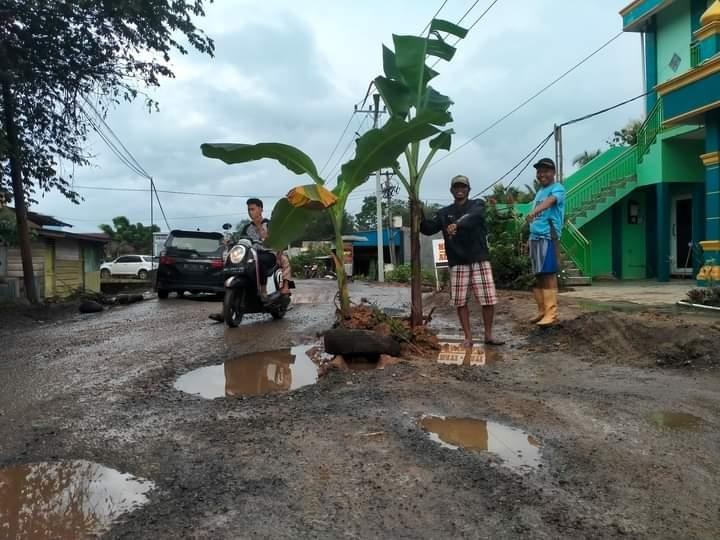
left=138, top=269, right=149, bottom=280
left=101, top=269, right=111, bottom=279
left=157, top=289, right=169, bottom=299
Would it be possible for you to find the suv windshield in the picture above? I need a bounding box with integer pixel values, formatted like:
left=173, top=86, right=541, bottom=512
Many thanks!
left=167, top=234, right=223, bottom=257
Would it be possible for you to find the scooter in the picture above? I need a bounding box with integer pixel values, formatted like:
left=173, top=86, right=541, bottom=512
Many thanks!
left=222, top=237, right=294, bottom=328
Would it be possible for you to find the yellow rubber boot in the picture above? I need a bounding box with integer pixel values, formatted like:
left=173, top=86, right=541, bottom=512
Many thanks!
left=536, top=289, right=558, bottom=327
left=530, top=288, right=545, bottom=323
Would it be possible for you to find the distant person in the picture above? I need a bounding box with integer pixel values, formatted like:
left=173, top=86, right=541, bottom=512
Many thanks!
left=240, top=198, right=291, bottom=297
left=420, top=175, right=504, bottom=348
left=526, top=158, right=565, bottom=327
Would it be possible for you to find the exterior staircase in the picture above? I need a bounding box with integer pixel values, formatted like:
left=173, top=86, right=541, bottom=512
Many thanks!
left=558, top=99, right=664, bottom=281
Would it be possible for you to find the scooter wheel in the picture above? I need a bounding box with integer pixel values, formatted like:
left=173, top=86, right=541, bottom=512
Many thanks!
left=223, top=289, right=244, bottom=327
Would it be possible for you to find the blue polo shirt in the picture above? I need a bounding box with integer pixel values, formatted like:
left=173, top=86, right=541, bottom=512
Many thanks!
left=529, top=182, right=565, bottom=240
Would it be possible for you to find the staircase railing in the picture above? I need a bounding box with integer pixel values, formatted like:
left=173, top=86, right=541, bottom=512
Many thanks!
left=560, top=222, right=592, bottom=277
left=565, top=145, right=639, bottom=218
left=636, top=98, right=663, bottom=161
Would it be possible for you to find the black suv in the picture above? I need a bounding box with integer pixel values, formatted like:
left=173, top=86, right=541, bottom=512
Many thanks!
left=155, top=230, right=225, bottom=299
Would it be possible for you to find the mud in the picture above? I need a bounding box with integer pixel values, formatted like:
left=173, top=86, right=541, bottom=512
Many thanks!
left=1, top=282, right=720, bottom=539
left=0, top=460, right=153, bottom=539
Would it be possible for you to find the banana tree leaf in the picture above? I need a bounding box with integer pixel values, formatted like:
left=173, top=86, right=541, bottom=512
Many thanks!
left=287, top=184, right=338, bottom=210
left=374, top=76, right=412, bottom=118
left=336, top=110, right=449, bottom=196
left=266, top=197, right=316, bottom=250
left=426, top=34, right=456, bottom=62
left=382, top=45, right=400, bottom=79
left=423, top=86, right=454, bottom=116
left=429, top=19, right=469, bottom=39
left=200, top=142, right=324, bottom=185
left=392, top=35, right=439, bottom=93
left=429, top=129, right=454, bottom=151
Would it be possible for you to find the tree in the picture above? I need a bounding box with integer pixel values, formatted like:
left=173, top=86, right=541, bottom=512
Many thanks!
left=303, top=211, right=355, bottom=242
left=374, top=19, right=469, bottom=328
left=1, top=1, right=214, bottom=303
left=99, top=217, right=160, bottom=258
left=572, top=149, right=601, bottom=167
left=355, top=196, right=409, bottom=230
left=608, top=119, right=643, bottom=147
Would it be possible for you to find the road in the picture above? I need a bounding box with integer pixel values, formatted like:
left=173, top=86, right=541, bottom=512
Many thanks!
left=0, top=281, right=719, bottom=539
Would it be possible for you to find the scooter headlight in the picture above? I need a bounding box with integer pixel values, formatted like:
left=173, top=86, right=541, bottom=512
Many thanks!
left=229, top=245, right=246, bottom=264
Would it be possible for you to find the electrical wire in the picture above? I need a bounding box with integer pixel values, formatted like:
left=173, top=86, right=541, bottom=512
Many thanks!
left=473, top=131, right=553, bottom=197
left=326, top=114, right=371, bottom=182
left=432, top=31, right=625, bottom=167
left=420, top=0, right=449, bottom=34
left=429, top=0, right=500, bottom=69
left=559, top=90, right=650, bottom=128
left=319, top=111, right=357, bottom=176
left=151, top=179, right=171, bottom=230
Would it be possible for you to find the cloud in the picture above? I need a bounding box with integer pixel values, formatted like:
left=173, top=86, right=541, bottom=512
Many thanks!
left=35, top=0, right=644, bottom=232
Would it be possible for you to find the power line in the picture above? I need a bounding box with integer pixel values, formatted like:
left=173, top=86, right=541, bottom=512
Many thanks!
left=151, top=179, right=171, bottom=230
left=72, top=184, right=376, bottom=199
left=420, top=0, right=449, bottom=34
left=474, top=131, right=553, bottom=197
left=430, top=0, right=500, bottom=69
left=559, top=90, right=650, bottom=128
left=327, top=113, right=371, bottom=182
left=319, top=111, right=357, bottom=176
left=433, top=31, right=625, bottom=166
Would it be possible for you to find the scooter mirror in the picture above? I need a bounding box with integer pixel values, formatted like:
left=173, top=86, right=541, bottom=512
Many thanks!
left=222, top=223, right=233, bottom=230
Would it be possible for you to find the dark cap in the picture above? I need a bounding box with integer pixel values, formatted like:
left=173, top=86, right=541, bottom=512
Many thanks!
left=533, top=158, right=556, bottom=170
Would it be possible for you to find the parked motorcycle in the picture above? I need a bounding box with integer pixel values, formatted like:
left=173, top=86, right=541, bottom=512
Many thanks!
left=222, top=237, right=294, bottom=328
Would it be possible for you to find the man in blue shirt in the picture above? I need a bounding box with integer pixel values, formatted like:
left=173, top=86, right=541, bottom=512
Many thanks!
left=526, top=158, right=565, bottom=327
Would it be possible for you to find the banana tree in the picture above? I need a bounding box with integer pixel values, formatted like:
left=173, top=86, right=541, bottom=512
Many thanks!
left=374, top=19, right=468, bottom=327
left=201, top=108, right=448, bottom=317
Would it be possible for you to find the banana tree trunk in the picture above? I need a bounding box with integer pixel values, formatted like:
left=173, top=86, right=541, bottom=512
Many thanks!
left=409, top=197, right=423, bottom=328
left=333, top=223, right=350, bottom=319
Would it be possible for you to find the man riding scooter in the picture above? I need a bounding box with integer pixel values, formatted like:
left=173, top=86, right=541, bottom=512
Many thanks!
left=209, top=198, right=291, bottom=323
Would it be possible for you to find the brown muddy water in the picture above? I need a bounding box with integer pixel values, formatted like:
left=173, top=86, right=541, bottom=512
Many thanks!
left=0, top=460, right=153, bottom=539
left=174, top=346, right=318, bottom=399
left=420, top=415, right=542, bottom=471
left=649, top=411, right=704, bottom=430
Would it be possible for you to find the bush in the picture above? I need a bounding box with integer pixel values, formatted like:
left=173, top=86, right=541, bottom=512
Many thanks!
left=385, top=264, right=437, bottom=287
left=486, top=206, right=535, bottom=290
left=289, top=247, right=331, bottom=278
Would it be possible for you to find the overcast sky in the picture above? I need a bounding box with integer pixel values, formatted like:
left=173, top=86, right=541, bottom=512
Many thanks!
left=34, top=0, right=643, bottom=233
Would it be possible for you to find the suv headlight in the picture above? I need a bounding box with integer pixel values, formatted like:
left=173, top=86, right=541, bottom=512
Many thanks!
left=229, top=245, right=246, bottom=264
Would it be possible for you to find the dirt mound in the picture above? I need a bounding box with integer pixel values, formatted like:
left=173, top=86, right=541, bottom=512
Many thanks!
left=531, top=311, right=720, bottom=369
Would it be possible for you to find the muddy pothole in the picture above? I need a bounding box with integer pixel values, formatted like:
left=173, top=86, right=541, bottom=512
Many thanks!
left=175, top=346, right=318, bottom=399
left=649, top=411, right=704, bottom=430
left=0, top=460, right=154, bottom=539
left=420, top=415, right=542, bottom=471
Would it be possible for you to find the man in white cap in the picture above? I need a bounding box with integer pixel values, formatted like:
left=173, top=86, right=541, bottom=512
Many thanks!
left=421, top=174, right=504, bottom=348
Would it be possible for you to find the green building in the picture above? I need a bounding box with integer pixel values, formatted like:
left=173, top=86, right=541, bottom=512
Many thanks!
left=535, top=0, right=720, bottom=283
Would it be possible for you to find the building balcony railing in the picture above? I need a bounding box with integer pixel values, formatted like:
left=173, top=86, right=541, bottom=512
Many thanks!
left=690, top=41, right=701, bottom=68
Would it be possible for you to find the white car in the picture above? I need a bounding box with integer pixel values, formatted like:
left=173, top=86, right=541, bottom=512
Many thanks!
left=100, top=255, right=156, bottom=279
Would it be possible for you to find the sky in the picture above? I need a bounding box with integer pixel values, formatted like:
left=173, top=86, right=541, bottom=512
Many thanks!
left=33, top=0, right=644, bottom=234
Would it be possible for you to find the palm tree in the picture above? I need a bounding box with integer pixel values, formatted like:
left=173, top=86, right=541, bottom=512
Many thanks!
left=572, top=149, right=601, bottom=168
left=608, top=119, right=643, bottom=147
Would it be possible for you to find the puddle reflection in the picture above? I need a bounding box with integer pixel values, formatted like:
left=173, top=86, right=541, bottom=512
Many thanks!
left=0, top=460, right=153, bottom=539
left=174, top=346, right=318, bottom=399
left=420, top=415, right=541, bottom=471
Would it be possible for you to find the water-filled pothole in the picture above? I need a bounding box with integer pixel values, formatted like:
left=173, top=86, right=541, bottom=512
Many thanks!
left=0, top=460, right=154, bottom=539
left=175, top=346, right=318, bottom=399
left=436, top=341, right=503, bottom=366
left=420, top=415, right=541, bottom=471
left=649, top=411, right=703, bottom=430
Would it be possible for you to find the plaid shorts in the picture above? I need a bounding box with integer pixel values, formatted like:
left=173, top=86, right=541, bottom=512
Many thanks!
left=450, top=261, right=498, bottom=307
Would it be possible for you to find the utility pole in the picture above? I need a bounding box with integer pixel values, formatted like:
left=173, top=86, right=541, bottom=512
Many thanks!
left=553, top=124, right=564, bottom=182
left=380, top=171, right=399, bottom=266
left=356, top=93, right=386, bottom=281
